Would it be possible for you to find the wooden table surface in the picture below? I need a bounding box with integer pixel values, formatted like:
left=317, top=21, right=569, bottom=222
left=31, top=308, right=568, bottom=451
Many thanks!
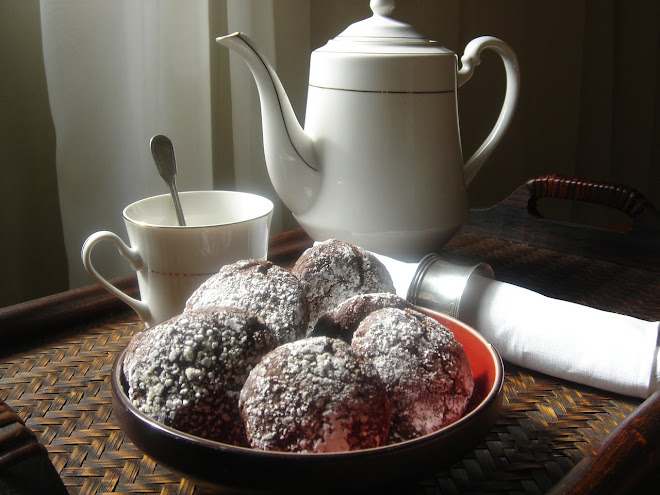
left=1, top=177, right=659, bottom=494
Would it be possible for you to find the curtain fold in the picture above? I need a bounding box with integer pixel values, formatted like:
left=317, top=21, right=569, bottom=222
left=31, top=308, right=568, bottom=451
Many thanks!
left=225, top=0, right=279, bottom=231
left=224, top=0, right=309, bottom=235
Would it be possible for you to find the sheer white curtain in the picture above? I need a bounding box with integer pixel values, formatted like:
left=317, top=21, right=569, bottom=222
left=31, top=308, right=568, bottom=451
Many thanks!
left=39, top=0, right=308, bottom=290
left=40, top=0, right=214, bottom=289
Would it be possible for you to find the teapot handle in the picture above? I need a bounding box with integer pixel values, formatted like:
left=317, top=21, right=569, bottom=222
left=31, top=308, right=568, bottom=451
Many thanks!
left=458, top=36, right=520, bottom=186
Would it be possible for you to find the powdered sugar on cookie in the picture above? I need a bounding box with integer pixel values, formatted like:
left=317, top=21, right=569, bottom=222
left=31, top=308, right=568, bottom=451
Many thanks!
left=239, top=336, right=390, bottom=452
left=186, top=259, right=308, bottom=344
left=124, top=307, right=278, bottom=446
left=292, top=240, right=395, bottom=332
left=351, top=307, right=474, bottom=442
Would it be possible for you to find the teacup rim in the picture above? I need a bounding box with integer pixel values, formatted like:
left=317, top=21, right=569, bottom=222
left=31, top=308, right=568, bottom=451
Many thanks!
left=123, top=190, right=274, bottom=229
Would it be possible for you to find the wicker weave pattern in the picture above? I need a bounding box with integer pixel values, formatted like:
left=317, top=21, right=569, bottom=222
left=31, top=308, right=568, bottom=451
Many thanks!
left=1, top=232, right=651, bottom=494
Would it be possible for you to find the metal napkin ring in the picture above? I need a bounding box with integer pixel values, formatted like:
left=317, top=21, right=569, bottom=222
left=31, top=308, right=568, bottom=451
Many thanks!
left=407, top=254, right=495, bottom=318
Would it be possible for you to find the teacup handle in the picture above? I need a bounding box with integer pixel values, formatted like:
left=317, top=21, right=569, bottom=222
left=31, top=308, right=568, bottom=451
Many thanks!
left=458, top=36, right=520, bottom=186
left=81, top=231, right=152, bottom=323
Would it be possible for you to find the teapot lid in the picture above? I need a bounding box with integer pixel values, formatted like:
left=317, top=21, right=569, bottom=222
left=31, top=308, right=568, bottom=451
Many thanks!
left=319, top=0, right=451, bottom=54
left=310, top=0, right=456, bottom=92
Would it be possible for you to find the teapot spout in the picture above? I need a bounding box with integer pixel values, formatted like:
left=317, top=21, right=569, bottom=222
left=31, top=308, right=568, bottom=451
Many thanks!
left=216, top=32, right=319, bottom=215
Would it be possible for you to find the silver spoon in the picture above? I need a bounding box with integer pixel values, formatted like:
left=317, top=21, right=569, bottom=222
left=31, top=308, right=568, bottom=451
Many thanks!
left=150, top=134, right=186, bottom=226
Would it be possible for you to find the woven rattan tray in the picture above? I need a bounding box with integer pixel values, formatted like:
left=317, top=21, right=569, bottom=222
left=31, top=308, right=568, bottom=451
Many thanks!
left=1, top=178, right=659, bottom=494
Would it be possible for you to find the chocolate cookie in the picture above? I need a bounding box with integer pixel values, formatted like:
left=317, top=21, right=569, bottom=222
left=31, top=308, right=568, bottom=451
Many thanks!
left=239, top=336, right=391, bottom=452
left=351, top=307, right=474, bottom=442
left=124, top=307, right=278, bottom=446
left=312, top=292, right=414, bottom=343
left=186, top=259, right=308, bottom=344
left=292, top=240, right=395, bottom=332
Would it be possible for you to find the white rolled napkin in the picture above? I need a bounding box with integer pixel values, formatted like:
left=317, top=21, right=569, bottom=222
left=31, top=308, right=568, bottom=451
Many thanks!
left=373, top=251, right=660, bottom=399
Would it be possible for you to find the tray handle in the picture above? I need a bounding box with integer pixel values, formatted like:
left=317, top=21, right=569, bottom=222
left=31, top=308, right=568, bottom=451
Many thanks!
left=525, top=174, right=653, bottom=219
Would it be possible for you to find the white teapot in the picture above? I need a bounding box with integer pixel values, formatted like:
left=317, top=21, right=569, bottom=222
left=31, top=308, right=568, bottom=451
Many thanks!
left=217, top=0, right=519, bottom=260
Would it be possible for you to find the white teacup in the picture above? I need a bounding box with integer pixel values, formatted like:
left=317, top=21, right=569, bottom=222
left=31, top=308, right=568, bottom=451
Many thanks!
left=82, top=190, right=274, bottom=327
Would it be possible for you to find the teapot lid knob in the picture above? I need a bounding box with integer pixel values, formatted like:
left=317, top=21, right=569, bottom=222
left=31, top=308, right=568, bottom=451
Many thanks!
left=370, top=0, right=395, bottom=17
left=335, top=0, right=426, bottom=42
